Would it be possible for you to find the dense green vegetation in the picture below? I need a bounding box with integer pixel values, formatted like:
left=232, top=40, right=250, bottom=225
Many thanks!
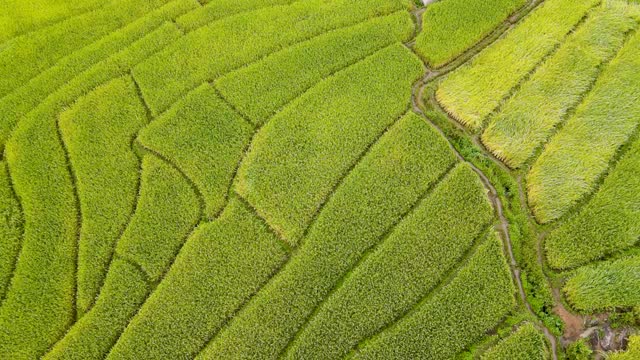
left=436, top=0, right=599, bottom=129
left=608, top=335, right=640, bottom=360
left=415, top=0, right=526, bottom=67
left=564, top=255, right=640, bottom=312
left=4, top=0, right=640, bottom=358
left=480, top=323, right=548, bottom=360
left=482, top=2, right=639, bottom=168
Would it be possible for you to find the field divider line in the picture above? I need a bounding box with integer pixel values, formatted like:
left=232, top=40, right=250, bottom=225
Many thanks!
left=349, top=224, right=494, bottom=356
left=234, top=192, right=292, bottom=253
left=474, top=1, right=601, bottom=134
left=193, top=106, right=414, bottom=357
left=279, top=159, right=459, bottom=359
left=113, top=252, right=153, bottom=287
left=0, top=161, right=26, bottom=308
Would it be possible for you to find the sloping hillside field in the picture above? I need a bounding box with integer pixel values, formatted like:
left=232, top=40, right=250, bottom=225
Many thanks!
left=0, top=0, right=638, bottom=358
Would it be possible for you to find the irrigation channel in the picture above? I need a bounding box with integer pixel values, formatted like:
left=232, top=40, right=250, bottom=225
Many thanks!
left=406, top=2, right=560, bottom=359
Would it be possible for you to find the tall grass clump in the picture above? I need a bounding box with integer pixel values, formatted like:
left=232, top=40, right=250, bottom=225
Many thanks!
left=138, top=84, right=253, bottom=219
left=527, top=26, right=640, bottom=223
left=608, top=335, right=640, bottom=360
left=480, top=323, right=548, bottom=360
left=436, top=0, right=599, bottom=129
left=545, top=136, right=640, bottom=269
left=564, top=255, right=640, bottom=313
left=482, top=1, right=640, bottom=168
left=284, top=163, right=493, bottom=360
left=235, top=44, right=423, bottom=244
left=415, top=0, right=526, bottom=68
left=133, top=0, right=409, bottom=114
left=352, top=231, right=516, bottom=360
left=215, top=11, right=414, bottom=125
left=200, top=113, right=457, bottom=359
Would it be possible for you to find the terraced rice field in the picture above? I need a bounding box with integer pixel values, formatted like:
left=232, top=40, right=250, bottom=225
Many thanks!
left=1, top=0, right=639, bottom=358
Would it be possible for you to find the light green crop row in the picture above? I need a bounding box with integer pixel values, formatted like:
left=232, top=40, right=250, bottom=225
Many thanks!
left=0, top=0, right=104, bottom=43
left=0, top=0, right=174, bottom=98
left=199, top=113, right=457, bottom=359
left=0, top=24, right=181, bottom=359
left=133, top=0, right=409, bottom=115
left=215, top=10, right=414, bottom=125
left=43, top=258, right=150, bottom=360
left=176, top=0, right=298, bottom=32
left=436, top=0, right=600, bottom=129
left=107, top=197, right=289, bottom=359
left=59, top=76, right=147, bottom=317
left=415, top=0, right=526, bottom=68
left=527, top=25, right=640, bottom=223
left=609, top=335, right=640, bottom=360
left=352, top=230, right=515, bottom=360
left=481, top=323, right=547, bottom=360
left=284, top=163, right=493, bottom=360
left=0, top=161, right=23, bottom=302
left=236, top=44, right=423, bottom=244
left=44, top=154, right=200, bottom=359
left=115, top=154, right=200, bottom=282
left=564, top=255, right=640, bottom=312
left=482, top=1, right=639, bottom=168
left=0, top=0, right=198, bottom=150
left=138, top=84, right=253, bottom=219
left=545, top=136, right=640, bottom=269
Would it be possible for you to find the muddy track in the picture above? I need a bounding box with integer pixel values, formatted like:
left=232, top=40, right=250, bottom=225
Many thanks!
left=408, top=4, right=559, bottom=359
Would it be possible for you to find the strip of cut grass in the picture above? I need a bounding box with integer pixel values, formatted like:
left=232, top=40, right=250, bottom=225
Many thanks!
left=175, top=0, right=298, bottom=32
left=284, top=163, right=493, bottom=360
left=106, top=197, right=289, bottom=359
left=0, top=161, right=23, bottom=302
left=527, top=25, right=640, bottom=223
left=199, top=113, right=456, bottom=359
left=0, top=0, right=174, bottom=98
left=215, top=10, right=414, bottom=125
left=133, top=0, right=409, bottom=114
left=235, top=44, right=423, bottom=244
left=564, top=255, right=640, bottom=312
left=0, top=24, right=180, bottom=359
left=138, top=84, right=253, bottom=219
left=435, top=0, right=600, bottom=130
left=42, top=258, right=150, bottom=360
left=0, top=0, right=197, bottom=150
left=59, top=75, right=147, bottom=317
left=482, top=1, right=640, bottom=168
left=115, top=154, right=200, bottom=282
left=544, top=136, right=640, bottom=269
left=352, top=231, right=515, bottom=360
left=0, top=0, right=104, bottom=43
left=480, top=323, right=548, bottom=360
left=415, top=0, right=526, bottom=68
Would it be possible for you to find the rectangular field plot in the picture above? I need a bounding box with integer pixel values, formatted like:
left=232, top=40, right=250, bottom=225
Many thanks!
left=481, top=323, right=548, bottom=360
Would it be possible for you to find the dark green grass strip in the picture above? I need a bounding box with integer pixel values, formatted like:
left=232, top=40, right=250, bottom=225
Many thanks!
left=480, top=322, right=548, bottom=360
left=545, top=135, right=640, bottom=269
left=563, top=254, right=640, bottom=313
left=351, top=231, right=516, bottom=360
left=482, top=2, right=639, bottom=168
left=138, top=84, right=253, bottom=219
left=0, top=0, right=175, bottom=98
left=175, top=0, right=298, bottom=32
left=106, top=197, right=289, bottom=359
left=235, top=44, right=423, bottom=244
left=42, top=257, right=150, bottom=360
left=215, top=10, right=414, bottom=125
left=133, top=0, right=409, bottom=115
left=198, top=112, right=456, bottom=359
left=0, top=24, right=181, bottom=359
left=435, top=0, right=600, bottom=130
left=527, top=24, right=640, bottom=223
left=0, top=0, right=198, bottom=151
left=59, top=76, right=148, bottom=317
left=0, top=161, right=23, bottom=303
left=284, top=163, right=493, bottom=359
left=415, top=0, right=526, bottom=68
